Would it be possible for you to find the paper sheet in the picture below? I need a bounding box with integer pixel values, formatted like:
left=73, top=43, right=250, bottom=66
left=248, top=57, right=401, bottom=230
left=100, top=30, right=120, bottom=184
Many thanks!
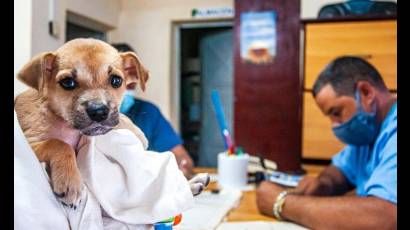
left=216, top=221, right=309, bottom=230
left=174, top=189, right=242, bottom=230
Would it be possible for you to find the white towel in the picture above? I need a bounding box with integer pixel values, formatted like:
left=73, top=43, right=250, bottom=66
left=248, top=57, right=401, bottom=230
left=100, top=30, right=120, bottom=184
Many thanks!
left=75, top=129, right=195, bottom=227
left=14, top=109, right=195, bottom=230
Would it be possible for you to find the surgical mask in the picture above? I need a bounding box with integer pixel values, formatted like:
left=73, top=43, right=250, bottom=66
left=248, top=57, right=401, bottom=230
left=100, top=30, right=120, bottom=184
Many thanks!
left=120, top=90, right=135, bottom=113
left=332, top=90, right=379, bottom=146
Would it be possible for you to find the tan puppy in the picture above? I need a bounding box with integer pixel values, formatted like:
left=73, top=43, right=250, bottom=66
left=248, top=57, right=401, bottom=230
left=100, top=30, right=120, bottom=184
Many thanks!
left=15, top=38, right=149, bottom=207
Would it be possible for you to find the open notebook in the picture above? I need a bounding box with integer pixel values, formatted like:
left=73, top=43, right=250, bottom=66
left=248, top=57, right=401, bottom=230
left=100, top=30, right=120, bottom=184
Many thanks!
left=174, top=189, right=242, bottom=230
left=216, top=221, right=309, bottom=230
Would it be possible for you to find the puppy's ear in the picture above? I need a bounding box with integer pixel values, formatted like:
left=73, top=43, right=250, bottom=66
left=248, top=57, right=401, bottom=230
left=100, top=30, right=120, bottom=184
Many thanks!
left=120, top=52, right=149, bottom=91
left=17, top=52, right=56, bottom=92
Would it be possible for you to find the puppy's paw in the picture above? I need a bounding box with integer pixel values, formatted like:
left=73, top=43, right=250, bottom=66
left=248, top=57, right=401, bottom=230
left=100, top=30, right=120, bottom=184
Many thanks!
left=50, top=162, right=83, bottom=209
left=189, top=173, right=210, bottom=196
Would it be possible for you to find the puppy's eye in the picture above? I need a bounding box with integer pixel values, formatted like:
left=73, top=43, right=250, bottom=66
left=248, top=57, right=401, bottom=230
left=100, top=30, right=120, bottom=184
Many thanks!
left=110, top=75, right=123, bottom=88
left=59, top=77, right=78, bottom=90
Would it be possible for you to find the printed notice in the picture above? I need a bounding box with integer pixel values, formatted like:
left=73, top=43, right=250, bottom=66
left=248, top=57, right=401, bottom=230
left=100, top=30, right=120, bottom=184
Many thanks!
left=240, top=11, right=277, bottom=64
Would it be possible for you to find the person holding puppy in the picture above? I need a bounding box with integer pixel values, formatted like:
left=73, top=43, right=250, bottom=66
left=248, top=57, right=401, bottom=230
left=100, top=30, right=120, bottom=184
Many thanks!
left=256, top=56, right=397, bottom=229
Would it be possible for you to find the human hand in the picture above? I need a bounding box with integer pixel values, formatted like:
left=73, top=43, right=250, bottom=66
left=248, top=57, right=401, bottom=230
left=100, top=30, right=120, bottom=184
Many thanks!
left=295, top=176, right=329, bottom=196
left=172, top=145, right=194, bottom=179
left=255, top=181, right=286, bottom=217
left=178, top=156, right=194, bottom=179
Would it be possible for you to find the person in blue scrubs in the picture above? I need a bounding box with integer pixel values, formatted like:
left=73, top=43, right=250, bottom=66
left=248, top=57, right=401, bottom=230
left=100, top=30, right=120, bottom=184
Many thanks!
left=120, top=84, right=195, bottom=178
left=256, top=56, right=397, bottom=229
left=112, top=43, right=194, bottom=178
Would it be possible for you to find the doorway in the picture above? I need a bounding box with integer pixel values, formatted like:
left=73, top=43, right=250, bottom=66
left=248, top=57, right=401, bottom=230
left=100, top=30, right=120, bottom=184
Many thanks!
left=66, top=22, right=107, bottom=42
left=173, top=21, right=233, bottom=167
left=65, top=11, right=113, bottom=42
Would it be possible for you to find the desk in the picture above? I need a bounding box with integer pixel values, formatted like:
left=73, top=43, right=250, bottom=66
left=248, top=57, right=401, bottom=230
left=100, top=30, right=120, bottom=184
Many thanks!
left=193, top=165, right=324, bottom=222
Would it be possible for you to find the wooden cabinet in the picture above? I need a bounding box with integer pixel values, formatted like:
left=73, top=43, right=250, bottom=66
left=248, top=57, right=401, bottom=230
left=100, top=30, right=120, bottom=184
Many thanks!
left=302, top=18, right=397, bottom=160
left=304, top=20, right=397, bottom=90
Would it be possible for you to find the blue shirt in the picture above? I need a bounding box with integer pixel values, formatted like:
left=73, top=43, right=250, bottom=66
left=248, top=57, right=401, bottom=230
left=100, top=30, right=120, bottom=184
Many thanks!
left=332, top=102, right=397, bottom=204
left=120, top=97, right=183, bottom=152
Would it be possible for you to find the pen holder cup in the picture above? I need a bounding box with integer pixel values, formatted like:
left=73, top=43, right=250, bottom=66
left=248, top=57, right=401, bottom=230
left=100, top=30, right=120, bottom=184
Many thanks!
left=217, top=152, right=249, bottom=189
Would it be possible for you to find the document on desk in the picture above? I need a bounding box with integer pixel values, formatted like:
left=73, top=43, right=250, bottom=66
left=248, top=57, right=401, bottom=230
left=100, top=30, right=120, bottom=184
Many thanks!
left=174, top=189, right=242, bottom=230
left=216, top=221, right=309, bottom=230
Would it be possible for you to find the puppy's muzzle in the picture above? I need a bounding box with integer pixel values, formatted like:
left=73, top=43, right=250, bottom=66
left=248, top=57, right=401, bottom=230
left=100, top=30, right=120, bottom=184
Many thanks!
left=86, top=102, right=109, bottom=122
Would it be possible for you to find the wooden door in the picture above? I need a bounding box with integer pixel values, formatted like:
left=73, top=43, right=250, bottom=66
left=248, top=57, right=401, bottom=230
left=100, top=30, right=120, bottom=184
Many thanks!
left=234, top=0, right=302, bottom=172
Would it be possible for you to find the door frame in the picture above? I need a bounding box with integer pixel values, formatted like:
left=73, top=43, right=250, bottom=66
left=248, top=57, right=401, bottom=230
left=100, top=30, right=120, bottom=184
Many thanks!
left=170, top=19, right=233, bottom=132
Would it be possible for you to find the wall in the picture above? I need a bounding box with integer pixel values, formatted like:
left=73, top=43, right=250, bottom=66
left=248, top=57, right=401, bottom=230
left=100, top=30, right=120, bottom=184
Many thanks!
left=109, top=0, right=234, bottom=130
left=14, top=0, right=32, bottom=97
left=15, top=0, right=121, bottom=96
left=301, top=0, right=343, bottom=19
left=15, top=0, right=397, bottom=116
left=66, top=0, right=121, bottom=28
left=31, top=0, right=121, bottom=55
left=301, top=0, right=397, bottom=19
left=31, top=0, right=66, bottom=56
left=110, top=0, right=397, bottom=130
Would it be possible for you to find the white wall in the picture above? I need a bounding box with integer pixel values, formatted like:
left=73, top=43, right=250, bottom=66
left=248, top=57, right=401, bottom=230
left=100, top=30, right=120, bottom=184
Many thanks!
left=14, top=0, right=32, bottom=97
left=301, top=0, right=397, bottom=19
left=110, top=0, right=234, bottom=129
left=15, top=0, right=121, bottom=96
left=31, top=0, right=66, bottom=55
left=301, top=0, right=342, bottom=19
left=16, top=0, right=397, bottom=114
left=31, top=0, right=121, bottom=55
left=110, top=0, right=398, bottom=130
left=66, top=0, right=121, bottom=28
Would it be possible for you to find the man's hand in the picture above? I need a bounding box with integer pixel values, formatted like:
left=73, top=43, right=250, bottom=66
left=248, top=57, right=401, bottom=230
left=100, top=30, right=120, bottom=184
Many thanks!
left=295, top=176, right=328, bottom=195
left=295, top=166, right=353, bottom=196
left=172, top=145, right=194, bottom=179
left=255, top=181, right=286, bottom=217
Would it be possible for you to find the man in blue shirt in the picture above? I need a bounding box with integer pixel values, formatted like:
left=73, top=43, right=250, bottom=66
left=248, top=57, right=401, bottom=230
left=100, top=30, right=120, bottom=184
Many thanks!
left=120, top=84, right=195, bottom=178
left=256, top=56, right=397, bottom=229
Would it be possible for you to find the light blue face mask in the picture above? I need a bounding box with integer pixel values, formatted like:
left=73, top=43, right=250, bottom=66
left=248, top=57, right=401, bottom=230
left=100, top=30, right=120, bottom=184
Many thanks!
left=120, top=90, right=135, bottom=113
left=332, top=90, right=379, bottom=146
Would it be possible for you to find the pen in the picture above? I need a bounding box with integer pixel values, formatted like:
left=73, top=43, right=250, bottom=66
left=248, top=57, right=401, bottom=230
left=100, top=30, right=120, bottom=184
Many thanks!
left=211, top=90, right=235, bottom=155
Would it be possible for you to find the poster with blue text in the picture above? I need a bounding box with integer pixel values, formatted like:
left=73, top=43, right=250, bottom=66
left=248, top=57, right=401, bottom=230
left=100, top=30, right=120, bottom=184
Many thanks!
left=240, top=11, right=277, bottom=64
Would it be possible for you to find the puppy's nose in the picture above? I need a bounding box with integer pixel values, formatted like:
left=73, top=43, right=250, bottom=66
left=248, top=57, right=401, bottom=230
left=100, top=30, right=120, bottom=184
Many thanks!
left=86, top=102, right=109, bottom=122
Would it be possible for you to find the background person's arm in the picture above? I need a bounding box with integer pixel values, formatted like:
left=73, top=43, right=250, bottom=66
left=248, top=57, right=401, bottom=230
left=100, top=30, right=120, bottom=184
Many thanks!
left=144, top=103, right=195, bottom=179
left=171, top=144, right=194, bottom=179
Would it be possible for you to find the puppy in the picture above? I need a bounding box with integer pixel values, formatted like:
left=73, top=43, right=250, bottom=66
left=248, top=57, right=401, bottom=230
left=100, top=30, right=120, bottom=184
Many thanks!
left=15, top=38, right=209, bottom=209
left=15, top=38, right=150, bottom=207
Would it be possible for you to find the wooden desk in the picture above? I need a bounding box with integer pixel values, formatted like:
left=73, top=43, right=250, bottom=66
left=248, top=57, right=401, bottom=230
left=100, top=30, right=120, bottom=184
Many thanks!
left=194, top=165, right=324, bottom=222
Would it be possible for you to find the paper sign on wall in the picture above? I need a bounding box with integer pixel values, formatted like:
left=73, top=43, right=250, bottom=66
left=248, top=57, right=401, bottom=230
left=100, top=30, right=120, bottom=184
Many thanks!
left=192, top=7, right=234, bottom=19
left=240, top=11, right=277, bottom=64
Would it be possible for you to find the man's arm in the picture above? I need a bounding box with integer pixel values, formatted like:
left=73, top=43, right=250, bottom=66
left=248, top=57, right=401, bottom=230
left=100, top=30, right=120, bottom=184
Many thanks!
left=283, top=194, right=397, bottom=230
left=295, top=165, right=354, bottom=196
left=256, top=181, right=396, bottom=230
